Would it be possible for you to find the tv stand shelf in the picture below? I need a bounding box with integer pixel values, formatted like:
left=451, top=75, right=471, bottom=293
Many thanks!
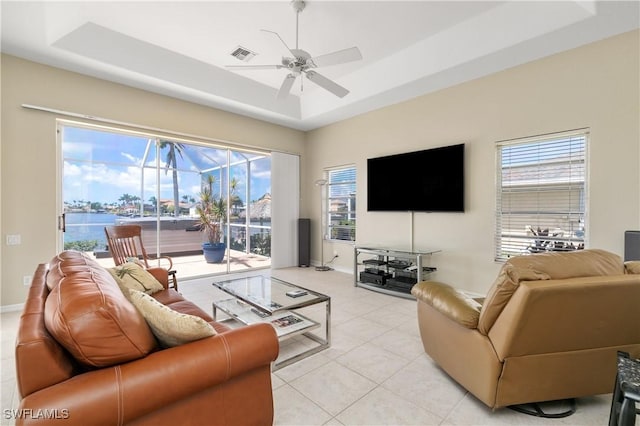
left=354, top=246, right=439, bottom=299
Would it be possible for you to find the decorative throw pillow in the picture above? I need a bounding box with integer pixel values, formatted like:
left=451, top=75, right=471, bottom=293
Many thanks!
left=128, top=290, right=216, bottom=347
left=108, top=263, right=164, bottom=295
left=625, top=261, right=640, bottom=274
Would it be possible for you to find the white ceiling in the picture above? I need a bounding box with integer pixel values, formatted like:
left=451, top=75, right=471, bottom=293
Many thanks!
left=2, top=1, right=639, bottom=131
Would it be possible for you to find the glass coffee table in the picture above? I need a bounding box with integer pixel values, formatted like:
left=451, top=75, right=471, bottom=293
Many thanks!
left=212, top=275, right=331, bottom=370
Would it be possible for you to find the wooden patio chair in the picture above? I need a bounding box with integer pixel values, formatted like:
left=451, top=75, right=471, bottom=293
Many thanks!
left=104, top=225, right=178, bottom=291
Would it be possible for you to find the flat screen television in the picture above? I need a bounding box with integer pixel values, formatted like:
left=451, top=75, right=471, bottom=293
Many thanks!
left=367, top=143, right=465, bottom=212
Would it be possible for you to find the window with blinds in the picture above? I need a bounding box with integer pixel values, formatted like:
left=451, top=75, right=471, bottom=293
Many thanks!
left=326, top=166, right=356, bottom=242
left=495, top=130, right=588, bottom=261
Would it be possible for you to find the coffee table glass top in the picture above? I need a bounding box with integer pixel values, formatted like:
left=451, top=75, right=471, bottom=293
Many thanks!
left=212, top=275, right=329, bottom=314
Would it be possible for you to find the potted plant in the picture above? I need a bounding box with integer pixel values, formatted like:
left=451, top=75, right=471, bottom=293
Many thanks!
left=196, top=175, right=227, bottom=263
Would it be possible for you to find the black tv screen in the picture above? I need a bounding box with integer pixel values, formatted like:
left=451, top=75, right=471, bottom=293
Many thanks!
left=367, top=143, right=465, bottom=212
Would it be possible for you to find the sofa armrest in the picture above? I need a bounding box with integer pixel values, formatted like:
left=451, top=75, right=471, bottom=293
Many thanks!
left=412, top=281, right=481, bottom=329
left=17, top=323, right=278, bottom=425
left=146, top=267, right=169, bottom=289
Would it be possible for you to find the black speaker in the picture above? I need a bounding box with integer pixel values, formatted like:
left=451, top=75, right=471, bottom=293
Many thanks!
left=298, top=218, right=310, bottom=267
left=624, top=230, right=640, bottom=261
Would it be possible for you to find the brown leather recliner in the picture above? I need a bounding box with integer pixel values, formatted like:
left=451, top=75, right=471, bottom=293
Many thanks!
left=412, top=249, right=640, bottom=409
left=15, top=251, right=279, bottom=425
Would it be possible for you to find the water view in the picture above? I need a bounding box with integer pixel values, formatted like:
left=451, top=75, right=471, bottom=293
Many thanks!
left=65, top=212, right=272, bottom=254
left=62, top=124, right=273, bottom=262
left=65, top=212, right=118, bottom=250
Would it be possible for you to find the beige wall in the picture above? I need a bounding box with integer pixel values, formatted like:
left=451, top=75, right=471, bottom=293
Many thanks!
left=304, top=30, right=640, bottom=294
left=2, top=29, right=639, bottom=306
left=0, top=55, right=306, bottom=307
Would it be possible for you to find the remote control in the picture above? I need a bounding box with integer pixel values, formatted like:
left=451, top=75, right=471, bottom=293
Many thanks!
left=286, top=290, right=308, bottom=298
left=251, top=308, right=270, bottom=318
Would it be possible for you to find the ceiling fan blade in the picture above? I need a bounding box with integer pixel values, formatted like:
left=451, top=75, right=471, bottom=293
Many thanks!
left=226, top=64, right=284, bottom=70
left=305, top=71, right=349, bottom=98
left=277, top=74, right=297, bottom=100
left=307, top=47, right=362, bottom=68
left=260, top=29, right=297, bottom=58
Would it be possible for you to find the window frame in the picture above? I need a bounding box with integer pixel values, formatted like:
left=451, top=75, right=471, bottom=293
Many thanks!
left=323, top=165, right=356, bottom=243
left=495, top=129, right=589, bottom=262
left=58, top=119, right=273, bottom=272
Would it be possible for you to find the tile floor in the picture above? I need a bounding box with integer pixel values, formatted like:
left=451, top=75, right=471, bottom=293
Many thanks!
left=1, top=267, right=613, bottom=425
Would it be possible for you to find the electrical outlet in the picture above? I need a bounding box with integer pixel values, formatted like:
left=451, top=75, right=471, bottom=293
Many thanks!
left=333, top=250, right=339, bottom=257
left=23, top=276, right=32, bottom=286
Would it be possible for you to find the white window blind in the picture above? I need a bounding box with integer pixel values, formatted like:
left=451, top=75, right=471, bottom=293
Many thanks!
left=495, top=130, right=588, bottom=261
left=326, top=166, right=356, bottom=242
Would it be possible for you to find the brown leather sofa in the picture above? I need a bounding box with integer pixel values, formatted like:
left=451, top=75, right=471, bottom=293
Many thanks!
left=15, top=250, right=279, bottom=425
left=412, top=249, right=640, bottom=409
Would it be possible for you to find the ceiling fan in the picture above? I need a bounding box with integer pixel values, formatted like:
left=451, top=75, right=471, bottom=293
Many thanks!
left=226, top=0, right=362, bottom=99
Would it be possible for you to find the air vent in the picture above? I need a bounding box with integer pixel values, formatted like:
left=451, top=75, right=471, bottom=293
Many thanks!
left=230, top=46, right=257, bottom=62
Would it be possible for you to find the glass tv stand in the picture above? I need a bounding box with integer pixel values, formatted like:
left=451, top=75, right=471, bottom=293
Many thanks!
left=354, top=246, right=439, bottom=298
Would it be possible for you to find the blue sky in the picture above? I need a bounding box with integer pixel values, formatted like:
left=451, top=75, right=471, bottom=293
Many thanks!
left=62, top=126, right=271, bottom=206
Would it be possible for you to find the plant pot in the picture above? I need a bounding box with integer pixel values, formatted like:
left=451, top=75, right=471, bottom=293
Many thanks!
left=202, top=242, right=226, bottom=263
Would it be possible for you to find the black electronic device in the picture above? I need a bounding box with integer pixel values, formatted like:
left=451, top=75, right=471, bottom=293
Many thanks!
left=359, top=271, right=391, bottom=285
left=625, top=230, right=640, bottom=261
left=367, top=143, right=464, bottom=212
left=298, top=218, right=311, bottom=267
left=386, top=276, right=416, bottom=293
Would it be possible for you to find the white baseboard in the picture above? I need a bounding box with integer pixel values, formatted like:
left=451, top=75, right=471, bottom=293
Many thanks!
left=330, top=265, right=352, bottom=275
left=310, top=260, right=352, bottom=275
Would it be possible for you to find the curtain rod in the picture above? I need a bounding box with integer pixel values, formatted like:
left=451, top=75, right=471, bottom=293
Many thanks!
left=21, top=103, right=299, bottom=157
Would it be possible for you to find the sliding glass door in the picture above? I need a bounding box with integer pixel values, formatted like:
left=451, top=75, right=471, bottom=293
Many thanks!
left=58, top=121, right=271, bottom=277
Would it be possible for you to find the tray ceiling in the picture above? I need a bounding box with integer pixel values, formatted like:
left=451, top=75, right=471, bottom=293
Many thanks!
left=2, top=1, right=638, bottom=130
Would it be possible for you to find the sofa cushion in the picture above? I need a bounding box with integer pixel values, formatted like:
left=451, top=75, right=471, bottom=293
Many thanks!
left=46, top=250, right=98, bottom=291
left=625, top=261, right=640, bottom=274
left=44, top=265, right=157, bottom=368
left=128, top=290, right=217, bottom=347
left=107, top=263, right=164, bottom=295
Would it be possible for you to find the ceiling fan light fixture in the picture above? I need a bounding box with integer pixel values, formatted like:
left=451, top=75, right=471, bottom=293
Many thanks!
left=226, top=0, right=361, bottom=99
left=291, top=0, right=306, bottom=14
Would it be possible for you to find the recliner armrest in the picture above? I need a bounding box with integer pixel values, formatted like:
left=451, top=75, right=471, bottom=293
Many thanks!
left=412, top=281, right=481, bottom=329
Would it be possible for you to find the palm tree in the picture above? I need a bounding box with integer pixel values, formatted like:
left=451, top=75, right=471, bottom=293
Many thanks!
left=229, top=177, right=243, bottom=215
left=149, top=196, right=158, bottom=214
left=159, top=140, right=186, bottom=218
left=118, top=193, right=134, bottom=206
left=196, top=175, right=227, bottom=244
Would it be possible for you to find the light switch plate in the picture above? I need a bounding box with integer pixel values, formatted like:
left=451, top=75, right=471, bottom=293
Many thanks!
left=6, top=234, right=21, bottom=245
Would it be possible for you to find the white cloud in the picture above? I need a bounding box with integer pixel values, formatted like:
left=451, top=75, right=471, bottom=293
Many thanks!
left=120, top=152, right=140, bottom=164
